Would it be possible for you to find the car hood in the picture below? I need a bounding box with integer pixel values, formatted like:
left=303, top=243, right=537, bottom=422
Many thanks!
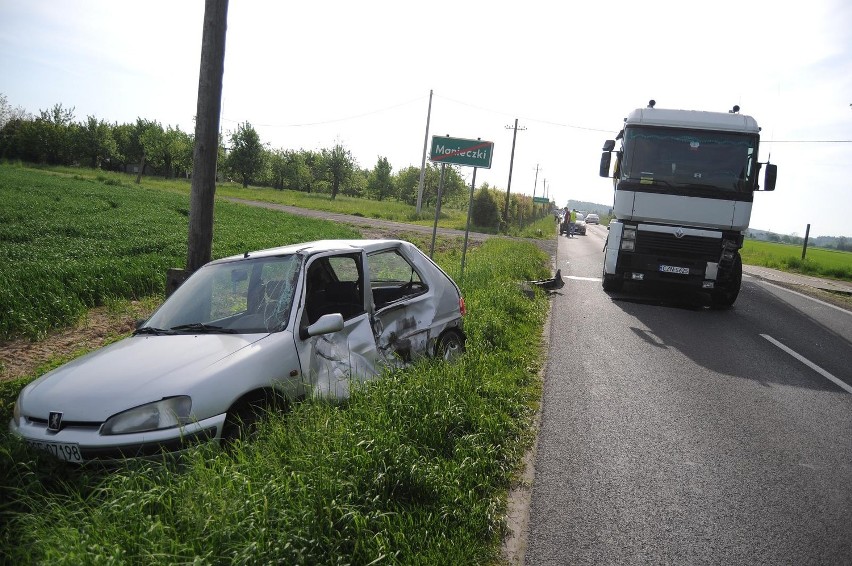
left=20, top=333, right=267, bottom=422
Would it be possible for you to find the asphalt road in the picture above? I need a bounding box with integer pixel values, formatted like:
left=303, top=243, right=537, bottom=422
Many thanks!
left=524, top=224, right=852, bottom=565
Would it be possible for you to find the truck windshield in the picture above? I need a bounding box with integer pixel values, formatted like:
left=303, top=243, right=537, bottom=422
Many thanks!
left=619, top=126, right=757, bottom=197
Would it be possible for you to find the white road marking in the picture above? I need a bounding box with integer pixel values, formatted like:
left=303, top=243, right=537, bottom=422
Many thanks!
left=761, top=334, right=852, bottom=394
left=747, top=277, right=851, bottom=316
left=563, top=276, right=602, bottom=282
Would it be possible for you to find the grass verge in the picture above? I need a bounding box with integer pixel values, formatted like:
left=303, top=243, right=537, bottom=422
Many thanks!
left=1, top=238, right=550, bottom=564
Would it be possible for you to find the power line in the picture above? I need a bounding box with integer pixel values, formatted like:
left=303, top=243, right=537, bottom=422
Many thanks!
left=221, top=95, right=426, bottom=128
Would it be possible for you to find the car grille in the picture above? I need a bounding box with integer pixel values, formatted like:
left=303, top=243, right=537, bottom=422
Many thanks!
left=635, top=231, right=722, bottom=260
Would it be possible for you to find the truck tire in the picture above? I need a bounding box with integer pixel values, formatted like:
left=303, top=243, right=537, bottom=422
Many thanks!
left=710, top=254, right=742, bottom=309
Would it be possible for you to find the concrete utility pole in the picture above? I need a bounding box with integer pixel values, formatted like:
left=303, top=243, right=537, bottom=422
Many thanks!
left=416, top=89, right=434, bottom=215
left=186, top=0, right=229, bottom=276
left=503, top=119, right=526, bottom=227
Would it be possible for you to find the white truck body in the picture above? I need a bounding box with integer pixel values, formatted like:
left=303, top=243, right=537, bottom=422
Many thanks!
left=599, top=103, right=777, bottom=307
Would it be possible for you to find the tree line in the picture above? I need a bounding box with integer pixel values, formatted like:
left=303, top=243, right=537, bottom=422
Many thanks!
left=0, top=94, right=552, bottom=228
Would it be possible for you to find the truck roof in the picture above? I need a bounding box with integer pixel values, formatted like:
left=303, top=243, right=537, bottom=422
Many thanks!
left=625, top=107, right=760, bottom=134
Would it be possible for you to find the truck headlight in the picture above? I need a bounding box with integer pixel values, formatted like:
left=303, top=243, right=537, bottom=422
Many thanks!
left=622, top=228, right=636, bottom=240
left=101, top=396, right=192, bottom=435
left=621, top=240, right=635, bottom=251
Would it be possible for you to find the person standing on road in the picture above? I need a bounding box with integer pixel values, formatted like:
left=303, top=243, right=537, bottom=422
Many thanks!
left=568, top=209, right=577, bottom=238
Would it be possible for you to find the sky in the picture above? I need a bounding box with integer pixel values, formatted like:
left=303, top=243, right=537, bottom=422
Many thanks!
left=1, top=0, right=851, bottom=238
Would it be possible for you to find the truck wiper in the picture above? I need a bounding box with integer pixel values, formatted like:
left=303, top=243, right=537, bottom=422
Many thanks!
left=170, top=323, right=238, bottom=334
left=133, top=326, right=176, bottom=336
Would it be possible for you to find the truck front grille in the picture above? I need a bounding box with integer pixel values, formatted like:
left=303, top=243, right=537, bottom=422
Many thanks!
left=635, top=231, right=722, bottom=260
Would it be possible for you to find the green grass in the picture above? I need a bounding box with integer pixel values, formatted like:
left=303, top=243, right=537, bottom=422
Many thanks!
left=742, top=239, right=852, bottom=281
left=0, top=165, right=360, bottom=340
left=1, top=239, right=550, bottom=565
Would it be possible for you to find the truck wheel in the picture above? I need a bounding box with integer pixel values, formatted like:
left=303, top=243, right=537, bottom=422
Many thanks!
left=710, top=254, right=742, bottom=309
left=601, top=267, right=623, bottom=292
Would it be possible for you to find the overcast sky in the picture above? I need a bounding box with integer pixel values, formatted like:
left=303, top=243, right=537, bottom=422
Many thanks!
left=2, top=0, right=851, bottom=237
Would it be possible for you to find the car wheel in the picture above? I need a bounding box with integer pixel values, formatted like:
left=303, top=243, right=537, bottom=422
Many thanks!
left=221, top=391, right=286, bottom=445
left=436, top=329, right=465, bottom=361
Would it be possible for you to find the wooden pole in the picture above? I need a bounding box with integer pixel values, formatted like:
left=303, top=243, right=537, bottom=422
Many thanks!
left=186, top=0, right=229, bottom=275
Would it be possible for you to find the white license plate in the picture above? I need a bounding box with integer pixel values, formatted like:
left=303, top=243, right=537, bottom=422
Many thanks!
left=26, top=440, right=83, bottom=463
left=659, top=264, right=689, bottom=275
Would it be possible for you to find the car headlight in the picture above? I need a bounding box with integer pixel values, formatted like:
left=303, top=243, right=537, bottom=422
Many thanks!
left=101, top=396, right=192, bottom=435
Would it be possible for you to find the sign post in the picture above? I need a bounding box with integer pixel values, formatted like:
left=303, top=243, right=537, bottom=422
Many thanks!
left=428, top=136, right=494, bottom=281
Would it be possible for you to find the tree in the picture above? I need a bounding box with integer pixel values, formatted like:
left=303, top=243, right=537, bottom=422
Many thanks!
left=470, top=186, right=500, bottom=228
left=75, top=115, right=118, bottom=169
left=367, top=156, right=395, bottom=201
left=162, top=125, right=193, bottom=178
left=138, top=120, right=166, bottom=181
left=395, top=165, right=422, bottom=205
left=322, top=143, right=355, bottom=199
left=0, top=93, right=30, bottom=130
left=226, top=121, right=264, bottom=187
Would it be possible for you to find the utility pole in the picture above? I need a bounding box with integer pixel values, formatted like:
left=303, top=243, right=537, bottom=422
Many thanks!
left=503, top=119, right=526, bottom=228
left=416, top=89, right=433, bottom=215
left=185, top=0, right=228, bottom=278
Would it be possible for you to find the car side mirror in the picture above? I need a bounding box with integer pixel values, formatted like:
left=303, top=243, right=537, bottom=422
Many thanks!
left=301, top=313, right=344, bottom=340
left=599, top=152, right=612, bottom=177
left=762, top=163, right=777, bottom=191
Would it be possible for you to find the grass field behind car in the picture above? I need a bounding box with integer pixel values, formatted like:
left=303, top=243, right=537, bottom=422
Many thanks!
left=0, top=162, right=552, bottom=563
left=0, top=164, right=362, bottom=341
left=741, top=239, right=852, bottom=281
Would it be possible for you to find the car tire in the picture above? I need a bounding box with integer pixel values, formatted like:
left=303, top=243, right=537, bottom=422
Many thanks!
left=221, top=391, right=287, bottom=445
left=436, top=329, right=465, bottom=361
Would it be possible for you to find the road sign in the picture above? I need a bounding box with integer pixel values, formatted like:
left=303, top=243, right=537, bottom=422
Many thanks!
left=430, top=136, right=494, bottom=169
left=533, top=196, right=550, bottom=204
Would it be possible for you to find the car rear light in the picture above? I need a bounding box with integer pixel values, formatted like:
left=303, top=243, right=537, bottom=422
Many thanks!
left=459, top=297, right=466, bottom=316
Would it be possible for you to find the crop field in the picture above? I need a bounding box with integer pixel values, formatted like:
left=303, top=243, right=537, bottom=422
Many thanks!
left=741, top=239, right=852, bottom=281
left=0, top=164, right=360, bottom=340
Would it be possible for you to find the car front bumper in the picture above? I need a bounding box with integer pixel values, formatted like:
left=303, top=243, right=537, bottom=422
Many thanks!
left=9, top=413, right=226, bottom=464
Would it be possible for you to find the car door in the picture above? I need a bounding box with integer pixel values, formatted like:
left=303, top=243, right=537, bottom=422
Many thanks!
left=367, top=247, right=435, bottom=362
left=294, top=250, right=383, bottom=400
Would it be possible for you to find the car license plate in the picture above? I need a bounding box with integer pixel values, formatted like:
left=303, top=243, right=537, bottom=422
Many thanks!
left=26, top=440, right=83, bottom=463
left=659, top=264, right=689, bottom=275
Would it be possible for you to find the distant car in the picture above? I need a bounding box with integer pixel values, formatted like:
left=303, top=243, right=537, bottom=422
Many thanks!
left=10, top=239, right=466, bottom=464
left=585, top=213, right=600, bottom=224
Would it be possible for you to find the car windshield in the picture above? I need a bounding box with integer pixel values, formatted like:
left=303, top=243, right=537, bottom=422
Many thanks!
left=143, top=255, right=302, bottom=334
left=620, top=126, right=757, bottom=195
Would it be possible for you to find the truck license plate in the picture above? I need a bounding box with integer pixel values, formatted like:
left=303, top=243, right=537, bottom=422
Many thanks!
left=659, top=264, right=689, bottom=275
left=26, top=440, right=83, bottom=463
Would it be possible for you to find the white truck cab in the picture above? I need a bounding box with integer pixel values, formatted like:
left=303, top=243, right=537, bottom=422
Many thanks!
left=599, top=101, right=777, bottom=307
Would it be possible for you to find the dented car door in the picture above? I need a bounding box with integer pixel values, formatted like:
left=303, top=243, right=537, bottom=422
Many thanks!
left=294, top=250, right=383, bottom=399
left=367, top=246, right=436, bottom=362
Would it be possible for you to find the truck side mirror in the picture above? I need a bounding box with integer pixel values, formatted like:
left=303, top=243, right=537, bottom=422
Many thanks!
left=599, top=152, right=612, bottom=177
left=602, top=139, right=616, bottom=152
left=763, top=164, right=777, bottom=191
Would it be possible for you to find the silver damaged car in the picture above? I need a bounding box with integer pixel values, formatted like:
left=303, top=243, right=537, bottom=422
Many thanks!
left=10, top=239, right=466, bottom=463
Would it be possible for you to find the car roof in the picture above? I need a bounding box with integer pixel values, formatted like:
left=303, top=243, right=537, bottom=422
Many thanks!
left=209, top=239, right=417, bottom=265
